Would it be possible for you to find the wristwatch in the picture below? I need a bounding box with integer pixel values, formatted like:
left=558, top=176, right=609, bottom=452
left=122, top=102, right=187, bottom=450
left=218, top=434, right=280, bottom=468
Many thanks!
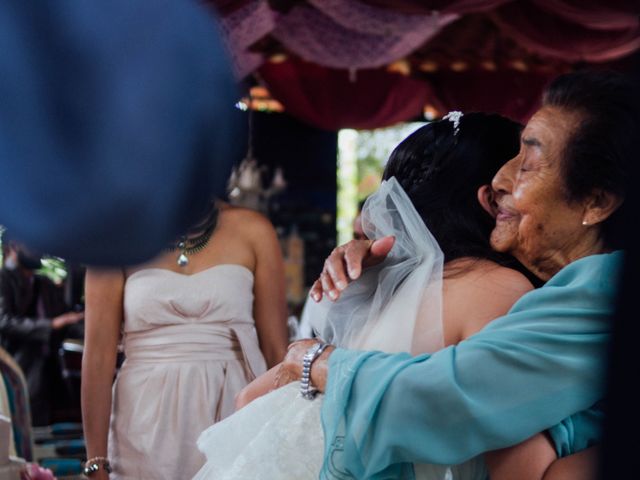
left=300, top=342, right=329, bottom=400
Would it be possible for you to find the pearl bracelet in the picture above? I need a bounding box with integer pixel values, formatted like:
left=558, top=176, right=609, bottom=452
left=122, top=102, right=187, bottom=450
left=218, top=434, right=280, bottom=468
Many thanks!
left=300, top=342, right=329, bottom=400
left=83, top=456, right=112, bottom=476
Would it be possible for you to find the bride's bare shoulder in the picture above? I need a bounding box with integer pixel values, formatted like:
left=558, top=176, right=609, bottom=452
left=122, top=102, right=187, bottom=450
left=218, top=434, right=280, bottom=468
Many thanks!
left=442, top=258, right=534, bottom=344
left=444, top=258, right=533, bottom=293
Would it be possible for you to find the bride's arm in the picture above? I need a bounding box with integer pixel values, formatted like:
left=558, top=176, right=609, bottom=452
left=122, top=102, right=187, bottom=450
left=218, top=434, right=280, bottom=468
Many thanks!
left=486, top=434, right=598, bottom=480
left=486, top=433, right=557, bottom=480
left=542, top=447, right=599, bottom=480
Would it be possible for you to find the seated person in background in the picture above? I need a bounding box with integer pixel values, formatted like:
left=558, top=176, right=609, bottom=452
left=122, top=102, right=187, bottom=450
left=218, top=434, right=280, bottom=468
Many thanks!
left=0, top=240, right=84, bottom=426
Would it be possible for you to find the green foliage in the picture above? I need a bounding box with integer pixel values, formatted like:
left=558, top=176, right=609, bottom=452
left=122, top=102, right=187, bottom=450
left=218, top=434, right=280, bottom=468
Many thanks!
left=337, top=122, right=425, bottom=244
left=1, top=225, right=68, bottom=285
left=355, top=122, right=426, bottom=201
left=37, top=256, right=68, bottom=285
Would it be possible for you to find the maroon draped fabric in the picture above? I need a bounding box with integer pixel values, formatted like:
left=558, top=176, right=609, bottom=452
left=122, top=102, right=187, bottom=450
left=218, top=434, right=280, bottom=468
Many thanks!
left=428, top=69, right=556, bottom=123
left=270, top=1, right=457, bottom=70
left=259, top=58, right=435, bottom=130
left=411, top=14, right=567, bottom=71
left=217, top=0, right=278, bottom=78
left=208, top=0, right=640, bottom=129
left=493, top=2, right=640, bottom=62
left=204, top=0, right=255, bottom=15
left=531, top=0, right=639, bottom=29
left=360, top=0, right=511, bottom=15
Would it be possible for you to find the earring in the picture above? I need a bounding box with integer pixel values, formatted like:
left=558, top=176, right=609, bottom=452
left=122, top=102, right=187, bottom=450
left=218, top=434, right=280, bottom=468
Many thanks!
left=582, top=220, right=589, bottom=226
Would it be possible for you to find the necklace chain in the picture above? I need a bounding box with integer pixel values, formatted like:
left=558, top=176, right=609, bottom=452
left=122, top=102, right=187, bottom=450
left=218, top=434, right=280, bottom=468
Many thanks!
left=167, top=222, right=215, bottom=266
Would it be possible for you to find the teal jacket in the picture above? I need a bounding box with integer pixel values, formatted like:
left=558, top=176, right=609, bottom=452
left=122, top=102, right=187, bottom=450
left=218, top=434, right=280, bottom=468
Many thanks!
left=320, top=252, right=623, bottom=479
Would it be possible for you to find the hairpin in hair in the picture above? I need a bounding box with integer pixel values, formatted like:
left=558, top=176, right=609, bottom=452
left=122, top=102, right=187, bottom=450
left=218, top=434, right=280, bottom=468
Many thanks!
left=442, top=111, right=463, bottom=136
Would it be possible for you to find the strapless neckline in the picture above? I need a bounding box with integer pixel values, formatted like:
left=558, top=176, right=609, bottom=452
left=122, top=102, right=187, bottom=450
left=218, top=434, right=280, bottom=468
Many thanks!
left=127, top=263, right=253, bottom=282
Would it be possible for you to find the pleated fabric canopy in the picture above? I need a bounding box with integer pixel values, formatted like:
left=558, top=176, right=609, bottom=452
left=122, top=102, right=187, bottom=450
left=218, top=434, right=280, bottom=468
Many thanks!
left=208, top=0, right=640, bottom=128
left=1, top=0, right=637, bottom=264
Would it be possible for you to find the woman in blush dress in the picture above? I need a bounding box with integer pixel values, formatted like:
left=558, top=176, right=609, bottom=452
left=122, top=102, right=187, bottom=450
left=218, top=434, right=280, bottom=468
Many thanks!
left=81, top=201, right=289, bottom=480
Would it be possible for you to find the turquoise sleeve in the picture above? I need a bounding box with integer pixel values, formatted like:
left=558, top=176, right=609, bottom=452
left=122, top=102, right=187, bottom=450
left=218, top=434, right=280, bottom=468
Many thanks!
left=320, top=252, right=622, bottom=480
left=548, top=402, right=605, bottom=457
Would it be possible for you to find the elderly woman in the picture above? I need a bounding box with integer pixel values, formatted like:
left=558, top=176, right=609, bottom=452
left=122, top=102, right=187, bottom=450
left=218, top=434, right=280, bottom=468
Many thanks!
left=255, top=70, right=634, bottom=478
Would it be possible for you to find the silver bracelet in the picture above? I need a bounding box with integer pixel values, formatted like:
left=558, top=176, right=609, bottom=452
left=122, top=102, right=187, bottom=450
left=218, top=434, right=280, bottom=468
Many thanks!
left=300, top=342, right=329, bottom=400
left=83, top=456, right=112, bottom=476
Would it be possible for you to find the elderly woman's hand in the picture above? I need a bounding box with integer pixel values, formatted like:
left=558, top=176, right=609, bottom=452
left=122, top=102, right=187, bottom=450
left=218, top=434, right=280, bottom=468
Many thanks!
left=309, top=236, right=395, bottom=302
left=235, top=340, right=336, bottom=410
left=234, top=365, right=281, bottom=410
left=275, top=339, right=336, bottom=392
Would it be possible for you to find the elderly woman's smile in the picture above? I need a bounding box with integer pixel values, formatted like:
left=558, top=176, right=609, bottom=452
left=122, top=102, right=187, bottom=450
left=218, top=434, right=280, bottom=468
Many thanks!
left=489, top=105, right=616, bottom=280
left=495, top=205, right=518, bottom=222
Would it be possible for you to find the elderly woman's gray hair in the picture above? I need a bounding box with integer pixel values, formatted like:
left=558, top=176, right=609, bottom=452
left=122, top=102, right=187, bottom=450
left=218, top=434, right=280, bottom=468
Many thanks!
left=542, top=71, right=639, bottom=250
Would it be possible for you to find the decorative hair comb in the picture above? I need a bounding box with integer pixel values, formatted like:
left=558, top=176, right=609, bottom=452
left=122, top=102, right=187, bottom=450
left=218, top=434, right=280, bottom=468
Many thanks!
left=442, top=111, right=463, bottom=136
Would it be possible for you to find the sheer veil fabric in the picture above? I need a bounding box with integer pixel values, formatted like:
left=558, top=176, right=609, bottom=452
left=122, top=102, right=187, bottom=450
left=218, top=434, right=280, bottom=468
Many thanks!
left=194, top=177, right=450, bottom=480
left=309, top=176, right=444, bottom=354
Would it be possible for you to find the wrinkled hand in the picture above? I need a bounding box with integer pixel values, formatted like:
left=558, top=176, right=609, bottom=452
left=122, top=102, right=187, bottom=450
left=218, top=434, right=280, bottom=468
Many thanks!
left=279, top=339, right=334, bottom=393
left=234, top=365, right=280, bottom=410
left=234, top=344, right=307, bottom=411
left=235, top=339, right=335, bottom=410
left=309, top=236, right=395, bottom=302
left=274, top=339, right=320, bottom=388
left=51, top=311, right=84, bottom=330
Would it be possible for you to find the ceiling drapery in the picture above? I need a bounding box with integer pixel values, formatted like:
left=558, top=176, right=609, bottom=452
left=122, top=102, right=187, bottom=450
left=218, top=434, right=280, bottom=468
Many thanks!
left=206, top=0, right=640, bottom=129
left=259, top=57, right=437, bottom=130
left=270, top=0, right=459, bottom=70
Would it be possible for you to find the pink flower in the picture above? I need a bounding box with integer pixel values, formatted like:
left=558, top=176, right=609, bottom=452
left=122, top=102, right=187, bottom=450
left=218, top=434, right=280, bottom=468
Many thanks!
left=20, top=463, right=56, bottom=480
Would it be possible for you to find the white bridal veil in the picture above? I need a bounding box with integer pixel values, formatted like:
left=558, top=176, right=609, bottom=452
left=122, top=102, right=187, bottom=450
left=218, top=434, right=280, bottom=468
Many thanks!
left=307, top=176, right=444, bottom=355
left=194, top=177, right=449, bottom=480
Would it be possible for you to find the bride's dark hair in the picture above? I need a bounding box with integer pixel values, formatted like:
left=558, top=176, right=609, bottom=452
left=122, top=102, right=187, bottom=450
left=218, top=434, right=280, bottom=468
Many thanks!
left=383, top=112, right=521, bottom=269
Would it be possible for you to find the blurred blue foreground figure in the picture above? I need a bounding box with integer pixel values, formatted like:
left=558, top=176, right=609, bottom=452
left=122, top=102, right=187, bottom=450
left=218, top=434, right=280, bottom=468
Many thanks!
left=0, top=0, right=240, bottom=266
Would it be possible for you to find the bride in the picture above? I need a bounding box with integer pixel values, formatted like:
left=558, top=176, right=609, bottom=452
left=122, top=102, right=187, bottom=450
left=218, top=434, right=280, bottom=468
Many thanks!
left=193, top=112, right=535, bottom=479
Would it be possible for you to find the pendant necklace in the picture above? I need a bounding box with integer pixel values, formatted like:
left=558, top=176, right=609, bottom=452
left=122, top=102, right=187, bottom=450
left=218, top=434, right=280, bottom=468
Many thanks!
left=167, top=222, right=215, bottom=267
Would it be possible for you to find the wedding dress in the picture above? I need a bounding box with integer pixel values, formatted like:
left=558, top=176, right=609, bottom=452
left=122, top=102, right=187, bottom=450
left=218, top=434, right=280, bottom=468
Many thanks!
left=193, top=178, right=487, bottom=480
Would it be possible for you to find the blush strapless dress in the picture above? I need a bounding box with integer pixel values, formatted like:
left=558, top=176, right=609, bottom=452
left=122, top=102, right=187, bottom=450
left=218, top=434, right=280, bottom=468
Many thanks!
left=107, top=264, right=266, bottom=480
